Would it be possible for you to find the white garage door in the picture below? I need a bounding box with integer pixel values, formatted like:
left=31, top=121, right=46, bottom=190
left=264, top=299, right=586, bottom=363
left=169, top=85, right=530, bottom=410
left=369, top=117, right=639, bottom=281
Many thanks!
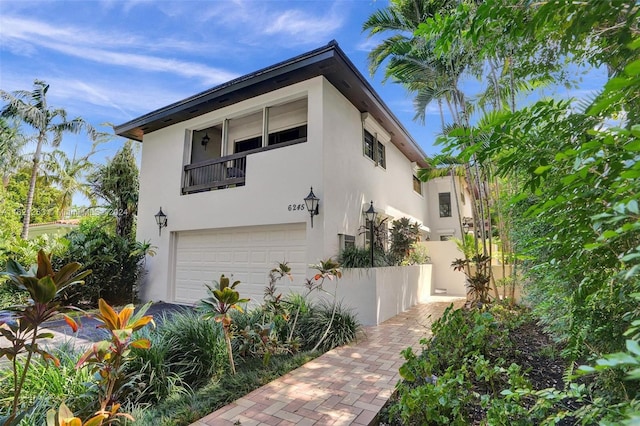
left=173, top=223, right=307, bottom=305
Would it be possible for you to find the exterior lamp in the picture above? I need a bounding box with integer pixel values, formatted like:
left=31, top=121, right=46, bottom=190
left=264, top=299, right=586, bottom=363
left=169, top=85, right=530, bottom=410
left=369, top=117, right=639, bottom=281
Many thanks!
left=201, top=133, right=210, bottom=150
left=304, top=187, right=320, bottom=228
left=365, top=201, right=376, bottom=267
left=462, top=222, right=470, bottom=234
left=154, top=207, right=168, bottom=236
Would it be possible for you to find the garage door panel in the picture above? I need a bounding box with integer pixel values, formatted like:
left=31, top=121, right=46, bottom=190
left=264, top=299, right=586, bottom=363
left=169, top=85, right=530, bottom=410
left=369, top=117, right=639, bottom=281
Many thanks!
left=174, top=224, right=307, bottom=305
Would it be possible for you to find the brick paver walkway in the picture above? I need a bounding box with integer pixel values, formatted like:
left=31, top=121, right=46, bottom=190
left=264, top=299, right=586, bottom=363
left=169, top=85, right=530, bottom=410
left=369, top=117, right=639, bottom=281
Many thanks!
left=192, top=296, right=464, bottom=426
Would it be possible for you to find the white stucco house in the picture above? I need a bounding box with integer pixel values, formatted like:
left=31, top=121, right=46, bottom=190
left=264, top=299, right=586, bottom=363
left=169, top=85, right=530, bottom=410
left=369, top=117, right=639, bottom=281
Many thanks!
left=114, top=41, right=468, bottom=307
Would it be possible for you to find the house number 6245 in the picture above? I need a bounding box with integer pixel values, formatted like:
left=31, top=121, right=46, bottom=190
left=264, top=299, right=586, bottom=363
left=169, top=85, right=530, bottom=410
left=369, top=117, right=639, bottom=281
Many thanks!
left=288, top=204, right=305, bottom=211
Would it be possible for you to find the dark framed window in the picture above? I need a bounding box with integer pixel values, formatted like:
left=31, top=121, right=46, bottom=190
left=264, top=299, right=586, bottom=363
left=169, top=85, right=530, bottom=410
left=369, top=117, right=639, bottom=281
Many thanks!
left=364, top=129, right=386, bottom=168
left=268, top=124, right=307, bottom=146
left=377, top=141, right=386, bottom=169
left=413, top=175, right=422, bottom=195
left=439, top=192, right=452, bottom=217
left=363, top=130, right=375, bottom=161
left=234, top=136, right=262, bottom=153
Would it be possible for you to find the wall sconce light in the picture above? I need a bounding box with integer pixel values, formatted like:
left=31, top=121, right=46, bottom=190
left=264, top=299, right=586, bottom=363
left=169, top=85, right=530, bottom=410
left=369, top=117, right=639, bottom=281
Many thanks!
left=201, top=133, right=210, bottom=150
left=304, top=187, right=320, bottom=228
left=365, top=201, right=377, bottom=267
left=154, top=207, right=168, bottom=236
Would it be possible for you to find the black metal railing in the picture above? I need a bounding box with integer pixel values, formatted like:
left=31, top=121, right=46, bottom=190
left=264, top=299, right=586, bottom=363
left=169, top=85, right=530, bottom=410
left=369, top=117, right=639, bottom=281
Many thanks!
left=181, top=137, right=307, bottom=194
left=182, top=152, right=247, bottom=194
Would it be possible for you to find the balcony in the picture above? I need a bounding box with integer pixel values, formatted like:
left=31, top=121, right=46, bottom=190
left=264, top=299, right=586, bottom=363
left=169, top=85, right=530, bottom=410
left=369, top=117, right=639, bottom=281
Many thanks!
left=182, top=152, right=247, bottom=194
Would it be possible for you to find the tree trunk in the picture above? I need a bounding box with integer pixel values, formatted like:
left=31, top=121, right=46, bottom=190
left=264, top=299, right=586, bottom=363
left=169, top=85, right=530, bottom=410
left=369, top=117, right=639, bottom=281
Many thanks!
left=21, top=132, right=45, bottom=239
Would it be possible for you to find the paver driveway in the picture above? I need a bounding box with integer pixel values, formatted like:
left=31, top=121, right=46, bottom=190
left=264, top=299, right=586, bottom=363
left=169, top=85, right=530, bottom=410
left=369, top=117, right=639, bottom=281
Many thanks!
left=192, top=296, right=465, bottom=426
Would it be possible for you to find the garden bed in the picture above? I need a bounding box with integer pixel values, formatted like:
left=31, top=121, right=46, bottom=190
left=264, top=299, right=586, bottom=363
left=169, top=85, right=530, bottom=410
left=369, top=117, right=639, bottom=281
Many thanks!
left=379, top=304, right=572, bottom=425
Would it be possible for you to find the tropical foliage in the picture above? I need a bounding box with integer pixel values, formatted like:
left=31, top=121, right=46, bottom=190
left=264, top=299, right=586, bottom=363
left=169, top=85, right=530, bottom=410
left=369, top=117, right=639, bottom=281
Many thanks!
left=366, top=0, right=640, bottom=422
left=0, top=80, right=97, bottom=239
left=89, top=142, right=139, bottom=239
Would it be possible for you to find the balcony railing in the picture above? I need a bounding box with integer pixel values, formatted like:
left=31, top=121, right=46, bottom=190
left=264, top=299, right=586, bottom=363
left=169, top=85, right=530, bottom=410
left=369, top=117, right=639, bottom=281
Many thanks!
left=181, top=137, right=307, bottom=195
left=182, top=152, right=247, bottom=194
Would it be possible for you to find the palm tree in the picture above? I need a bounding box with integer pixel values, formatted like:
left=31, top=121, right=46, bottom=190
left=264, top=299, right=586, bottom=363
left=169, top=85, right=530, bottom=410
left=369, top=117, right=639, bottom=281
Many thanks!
left=0, top=80, right=97, bottom=238
left=42, top=141, right=103, bottom=219
left=0, top=117, right=28, bottom=188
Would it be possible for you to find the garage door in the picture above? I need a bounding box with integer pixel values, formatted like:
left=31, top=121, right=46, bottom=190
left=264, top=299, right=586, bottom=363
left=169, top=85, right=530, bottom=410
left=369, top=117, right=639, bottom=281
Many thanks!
left=173, top=223, right=307, bottom=304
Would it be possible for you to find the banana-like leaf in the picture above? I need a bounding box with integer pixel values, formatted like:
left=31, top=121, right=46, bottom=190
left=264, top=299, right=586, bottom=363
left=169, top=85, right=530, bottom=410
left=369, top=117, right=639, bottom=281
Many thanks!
left=34, top=276, right=57, bottom=304
left=96, top=299, right=120, bottom=330
left=36, top=250, right=54, bottom=279
left=130, top=338, right=151, bottom=349
left=125, top=300, right=154, bottom=331
left=63, top=315, right=79, bottom=332
left=53, top=262, right=82, bottom=287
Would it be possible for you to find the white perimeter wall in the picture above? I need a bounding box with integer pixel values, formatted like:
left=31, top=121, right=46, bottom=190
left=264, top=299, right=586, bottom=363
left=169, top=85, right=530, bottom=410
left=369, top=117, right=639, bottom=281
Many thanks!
left=331, top=265, right=433, bottom=326
left=423, top=240, right=467, bottom=297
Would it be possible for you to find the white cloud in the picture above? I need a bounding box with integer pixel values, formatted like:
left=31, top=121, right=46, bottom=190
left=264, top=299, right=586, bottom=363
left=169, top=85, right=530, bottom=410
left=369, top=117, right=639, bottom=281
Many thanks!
left=0, top=16, right=238, bottom=85
left=263, top=8, right=344, bottom=44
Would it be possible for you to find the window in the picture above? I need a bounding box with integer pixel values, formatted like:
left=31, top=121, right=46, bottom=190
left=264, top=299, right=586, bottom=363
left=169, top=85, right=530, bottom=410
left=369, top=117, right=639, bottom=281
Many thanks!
left=440, top=235, right=452, bottom=241
left=234, top=136, right=262, bottom=153
left=377, top=141, right=386, bottom=169
left=363, top=129, right=386, bottom=169
left=363, top=130, right=375, bottom=161
left=413, top=175, right=422, bottom=195
left=439, top=192, right=452, bottom=217
left=268, top=124, right=307, bottom=146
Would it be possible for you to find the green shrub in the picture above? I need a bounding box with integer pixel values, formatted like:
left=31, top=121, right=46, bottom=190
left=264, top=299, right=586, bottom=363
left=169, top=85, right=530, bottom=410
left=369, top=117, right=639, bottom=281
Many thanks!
left=297, top=300, right=361, bottom=351
left=55, top=216, right=146, bottom=306
left=0, top=342, right=93, bottom=422
left=338, top=246, right=387, bottom=268
left=388, top=217, right=421, bottom=265
left=126, top=325, right=190, bottom=404
left=129, top=309, right=227, bottom=393
left=124, top=352, right=319, bottom=426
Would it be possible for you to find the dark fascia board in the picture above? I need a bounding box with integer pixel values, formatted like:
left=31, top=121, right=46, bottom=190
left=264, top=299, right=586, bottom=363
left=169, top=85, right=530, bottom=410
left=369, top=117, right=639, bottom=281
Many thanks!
left=114, top=40, right=428, bottom=167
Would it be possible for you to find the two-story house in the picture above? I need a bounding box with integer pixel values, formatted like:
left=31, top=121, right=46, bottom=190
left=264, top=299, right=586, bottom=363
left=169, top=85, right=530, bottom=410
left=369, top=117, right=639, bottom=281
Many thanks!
left=115, top=41, right=464, bottom=306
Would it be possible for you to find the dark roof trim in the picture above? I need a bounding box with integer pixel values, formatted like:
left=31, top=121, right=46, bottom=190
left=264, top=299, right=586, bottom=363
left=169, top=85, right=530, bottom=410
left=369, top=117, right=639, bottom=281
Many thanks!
left=114, top=40, right=427, bottom=166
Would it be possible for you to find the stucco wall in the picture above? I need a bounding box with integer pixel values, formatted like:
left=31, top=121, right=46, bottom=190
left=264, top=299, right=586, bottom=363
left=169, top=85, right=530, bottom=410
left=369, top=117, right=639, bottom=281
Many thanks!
left=320, top=79, right=430, bottom=257
left=136, top=78, right=325, bottom=302
left=423, top=240, right=467, bottom=297
left=333, top=264, right=433, bottom=326
left=426, top=176, right=472, bottom=240
left=136, top=75, right=433, bottom=303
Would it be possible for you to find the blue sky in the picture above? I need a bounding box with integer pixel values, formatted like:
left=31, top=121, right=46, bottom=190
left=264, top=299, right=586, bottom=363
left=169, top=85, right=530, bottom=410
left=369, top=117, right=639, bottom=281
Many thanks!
left=0, top=0, right=607, bottom=168
left=1, top=0, right=448, bottom=161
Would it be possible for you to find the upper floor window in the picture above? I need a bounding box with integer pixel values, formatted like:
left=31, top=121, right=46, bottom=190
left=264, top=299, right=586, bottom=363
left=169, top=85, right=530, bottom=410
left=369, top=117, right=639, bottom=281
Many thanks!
left=364, top=130, right=375, bottom=160
left=268, top=124, right=307, bottom=146
left=363, top=129, right=386, bottom=169
left=439, top=192, right=452, bottom=217
left=413, top=175, right=422, bottom=195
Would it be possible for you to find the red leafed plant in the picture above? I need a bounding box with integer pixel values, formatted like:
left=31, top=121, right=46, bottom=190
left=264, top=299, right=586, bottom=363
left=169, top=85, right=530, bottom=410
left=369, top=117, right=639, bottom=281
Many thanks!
left=72, top=299, right=154, bottom=424
left=0, top=249, right=91, bottom=425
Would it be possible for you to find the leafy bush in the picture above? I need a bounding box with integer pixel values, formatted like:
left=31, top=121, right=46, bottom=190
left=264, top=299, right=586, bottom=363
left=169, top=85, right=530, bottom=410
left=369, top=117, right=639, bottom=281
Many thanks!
left=381, top=305, right=559, bottom=425
left=55, top=216, right=147, bottom=306
left=388, top=217, right=421, bottom=265
left=124, top=352, right=319, bottom=426
left=405, top=242, right=430, bottom=265
left=0, top=343, right=93, bottom=423
left=338, top=246, right=388, bottom=268
left=128, top=309, right=227, bottom=397
left=296, top=300, right=361, bottom=352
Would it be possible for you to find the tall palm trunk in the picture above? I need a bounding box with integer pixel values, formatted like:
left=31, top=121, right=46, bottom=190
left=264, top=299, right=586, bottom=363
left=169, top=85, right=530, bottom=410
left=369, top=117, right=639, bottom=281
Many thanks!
left=21, top=131, right=45, bottom=239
